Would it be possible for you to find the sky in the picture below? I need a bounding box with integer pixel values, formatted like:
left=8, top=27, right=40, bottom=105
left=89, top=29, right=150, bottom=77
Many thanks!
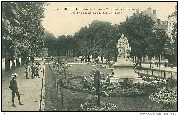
left=41, top=2, right=177, bottom=37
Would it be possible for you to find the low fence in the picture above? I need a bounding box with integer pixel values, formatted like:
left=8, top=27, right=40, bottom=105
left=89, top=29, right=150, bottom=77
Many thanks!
left=39, top=77, right=45, bottom=111
left=39, top=63, right=45, bottom=111
left=135, top=67, right=177, bottom=79
left=43, top=61, right=64, bottom=110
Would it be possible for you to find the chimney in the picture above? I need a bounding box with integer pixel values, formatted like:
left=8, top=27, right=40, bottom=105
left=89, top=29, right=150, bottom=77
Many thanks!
left=157, top=19, right=161, bottom=25
left=153, top=10, right=156, bottom=14
left=136, top=9, right=139, bottom=15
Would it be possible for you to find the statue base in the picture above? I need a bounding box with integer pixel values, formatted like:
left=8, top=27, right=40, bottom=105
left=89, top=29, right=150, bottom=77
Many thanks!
left=110, top=58, right=144, bottom=83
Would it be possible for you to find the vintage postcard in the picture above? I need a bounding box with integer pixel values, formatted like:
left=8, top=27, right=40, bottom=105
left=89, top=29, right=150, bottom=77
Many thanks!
left=1, top=1, right=177, bottom=113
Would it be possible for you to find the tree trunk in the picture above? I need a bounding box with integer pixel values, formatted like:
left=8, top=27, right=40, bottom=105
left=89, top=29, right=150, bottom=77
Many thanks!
left=4, top=42, right=10, bottom=71
left=135, top=56, right=137, bottom=64
left=16, top=57, right=20, bottom=67
left=159, top=55, right=161, bottom=69
left=5, top=58, right=10, bottom=71
left=87, top=55, right=90, bottom=62
left=11, top=58, right=15, bottom=69
left=150, top=57, right=152, bottom=69
left=114, top=52, right=117, bottom=62
left=21, top=53, right=27, bottom=65
left=139, top=57, right=142, bottom=67
left=85, top=51, right=87, bottom=62
left=107, top=52, right=110, bottom=62
left=101, top=56, right=103, bottom=63
left=143, top=56, right=146, bottom=63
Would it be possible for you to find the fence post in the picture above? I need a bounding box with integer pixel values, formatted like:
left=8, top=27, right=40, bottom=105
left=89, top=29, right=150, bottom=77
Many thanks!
left=62, top=92, right=64, bottom=107
left=171, top=72, right=173, bottom=77
left=164, top=71, right=166, bottom=78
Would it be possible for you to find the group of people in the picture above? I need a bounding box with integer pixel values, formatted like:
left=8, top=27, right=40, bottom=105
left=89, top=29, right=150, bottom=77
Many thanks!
left=25, top=62, right=43, bottom=79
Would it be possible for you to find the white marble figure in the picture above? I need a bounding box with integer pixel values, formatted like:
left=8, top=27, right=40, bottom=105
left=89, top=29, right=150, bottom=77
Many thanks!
left=116, top=34, right=131, bottom=62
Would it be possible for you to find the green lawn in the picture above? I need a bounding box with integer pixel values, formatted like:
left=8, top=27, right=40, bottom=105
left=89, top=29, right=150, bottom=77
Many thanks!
left=66, top=63, right=111, bottom=78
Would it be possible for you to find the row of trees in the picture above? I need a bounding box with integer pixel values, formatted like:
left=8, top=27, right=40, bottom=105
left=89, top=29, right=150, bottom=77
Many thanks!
left=2, top=2, right=46, bottom=70
left=44, top=20, right=120, bottom=62
left=44, top=31, right=78, bottom=57
left=45, top=12, right=177, bottom=66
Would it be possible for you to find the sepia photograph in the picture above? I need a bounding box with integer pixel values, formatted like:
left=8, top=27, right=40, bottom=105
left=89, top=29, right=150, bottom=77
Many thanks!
left=1, top=1, right=178, bottom=112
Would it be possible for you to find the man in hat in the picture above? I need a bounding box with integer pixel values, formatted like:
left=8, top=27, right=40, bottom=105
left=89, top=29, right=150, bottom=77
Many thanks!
left=9, top=73, right=23, bottom=107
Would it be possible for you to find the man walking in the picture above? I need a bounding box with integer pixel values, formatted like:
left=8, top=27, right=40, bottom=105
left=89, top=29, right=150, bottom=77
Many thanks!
left=31, top=64, right=35, bottom=78
left=25, top=65, right=29, bottom=79
left=9, top=73, right=23, bottom=107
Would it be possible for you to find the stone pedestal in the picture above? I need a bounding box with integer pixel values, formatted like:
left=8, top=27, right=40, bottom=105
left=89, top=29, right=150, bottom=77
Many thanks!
left=113, top=59, right=137, bottom=77
left=111, top=59, right=144, bottom=83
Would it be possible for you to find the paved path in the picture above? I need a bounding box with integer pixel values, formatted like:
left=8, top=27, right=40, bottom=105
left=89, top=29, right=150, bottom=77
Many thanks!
left=2, top=60, right=45, bottom=111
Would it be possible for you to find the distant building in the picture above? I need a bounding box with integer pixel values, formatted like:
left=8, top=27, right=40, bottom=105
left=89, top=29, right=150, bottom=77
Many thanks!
left=142, top=7, right=168, bottom=32
left=141, top=7, right=158, bottom=23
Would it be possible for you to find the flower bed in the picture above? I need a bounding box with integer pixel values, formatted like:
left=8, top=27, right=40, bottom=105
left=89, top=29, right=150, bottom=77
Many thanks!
left=149, top=87, right=177, bottom=110
left=58, top=75, right=152, bottom=97
left=80, top=100, right=117, bottom=111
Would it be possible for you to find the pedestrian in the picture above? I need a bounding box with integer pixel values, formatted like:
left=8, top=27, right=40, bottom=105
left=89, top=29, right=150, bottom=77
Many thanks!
left=24, top=63, right=29, bottom=79
left=25, top=63, right=28, bottom=71
left=31, top=64, right=35, bottom=78
left=35, top=67, right=40, bottom=78
left=9, top=73, right=23, bottom=107
left=25, top=69, right=29, bottom=79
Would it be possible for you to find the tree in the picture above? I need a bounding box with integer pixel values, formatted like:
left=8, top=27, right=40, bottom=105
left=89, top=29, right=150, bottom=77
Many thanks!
left=2, top=2, right=22, bottom=70
left=17, top=2, right=45, bottom=58
left=45, top=34, right=79, bottom=57
left=43, top=30, right=56, bottom=56
left=163, top=21, right=177, bottom=67
left=170, top=22, right=177, bottom=66
left=2, top=2, right=45, bottom=70
left=73, top=20, right=120, bottom=62
left=146, top=30, right=169, bottom=68
left=119, top=13, right=155, bottom=66
left=73, top=26, right=89, bottom=57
